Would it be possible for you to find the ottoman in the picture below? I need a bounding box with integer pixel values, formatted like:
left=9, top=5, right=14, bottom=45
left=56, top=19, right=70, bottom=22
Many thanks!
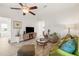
left=17, top=44, right=35, bottom=56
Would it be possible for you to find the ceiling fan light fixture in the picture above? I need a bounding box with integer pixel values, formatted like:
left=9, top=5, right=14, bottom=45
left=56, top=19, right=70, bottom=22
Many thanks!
left=23, top=9, right=29, bottom=13
left=22, top=7, right=29, bottom=13
left=10, top=3, right=37, bottom=16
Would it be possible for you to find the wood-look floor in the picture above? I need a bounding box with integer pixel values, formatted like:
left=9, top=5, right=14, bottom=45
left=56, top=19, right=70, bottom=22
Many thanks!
left=0, top=38, right=57, bottom=56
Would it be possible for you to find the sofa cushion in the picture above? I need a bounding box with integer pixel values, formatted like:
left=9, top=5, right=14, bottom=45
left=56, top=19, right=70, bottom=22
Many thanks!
left=60, top=39, right=76, bottom=54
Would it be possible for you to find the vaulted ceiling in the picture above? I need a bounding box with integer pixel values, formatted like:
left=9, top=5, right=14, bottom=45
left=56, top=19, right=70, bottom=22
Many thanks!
left=0, top=3, right=79, bottom=22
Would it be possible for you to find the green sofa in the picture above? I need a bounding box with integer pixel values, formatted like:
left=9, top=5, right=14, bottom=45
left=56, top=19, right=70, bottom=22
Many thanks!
left=49, top=36, right=79, bottom=56
left=49, top=48, right=79, bottom=56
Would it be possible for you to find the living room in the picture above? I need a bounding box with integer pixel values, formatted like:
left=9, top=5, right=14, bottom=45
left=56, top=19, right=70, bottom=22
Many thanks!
left=0, top=3, right=79, bottom=56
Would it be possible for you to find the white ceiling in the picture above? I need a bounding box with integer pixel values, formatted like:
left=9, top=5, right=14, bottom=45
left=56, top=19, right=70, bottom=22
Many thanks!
left=0, top=3, right=79, bottom=21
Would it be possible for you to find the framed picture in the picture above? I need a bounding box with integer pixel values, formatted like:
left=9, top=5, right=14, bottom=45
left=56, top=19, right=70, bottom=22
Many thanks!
left=13, top=21, right=22, bottom=29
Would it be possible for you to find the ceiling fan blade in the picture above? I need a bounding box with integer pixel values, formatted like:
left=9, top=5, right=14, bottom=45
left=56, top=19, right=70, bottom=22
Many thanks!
left=19, top=3, right=23, bottom=7
left=23, top=13, right=26, bottom=15
left=29, top=11, right=36, bottom=15
left=10, top=7, right=21, bottom=10
left=29, top=6, right=37, bottom=10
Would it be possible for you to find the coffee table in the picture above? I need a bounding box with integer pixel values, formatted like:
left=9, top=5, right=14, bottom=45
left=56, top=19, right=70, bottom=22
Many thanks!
left=36, top=38, right=48, bottom=47
left=36, top=38, right=48, bottom=55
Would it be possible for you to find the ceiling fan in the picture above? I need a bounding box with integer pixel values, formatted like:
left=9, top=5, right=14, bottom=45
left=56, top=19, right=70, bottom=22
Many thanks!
left=10, top=3, right=38, bottom=16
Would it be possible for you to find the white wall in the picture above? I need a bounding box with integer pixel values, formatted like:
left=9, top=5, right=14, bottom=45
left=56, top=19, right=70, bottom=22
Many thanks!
left=37, top=8, right=79, bottom=37
left=44, top=18, right=67, bottom=37
left=11, top=17, right=38, bottom=42
left=0, top=15, right=38, bottom=42
left=42, top=15, right=79, bottom=37
left=0, top=16, right=38, bottom=43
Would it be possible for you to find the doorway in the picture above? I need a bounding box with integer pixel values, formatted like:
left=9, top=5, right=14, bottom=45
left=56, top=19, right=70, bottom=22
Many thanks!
left=0, top=17, right=11, bottom=42
left=37, top=20, right=45, bottom=38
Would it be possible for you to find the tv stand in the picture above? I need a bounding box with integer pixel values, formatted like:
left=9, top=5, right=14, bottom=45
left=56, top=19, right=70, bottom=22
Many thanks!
left=23, top=32, right=36, bottom=41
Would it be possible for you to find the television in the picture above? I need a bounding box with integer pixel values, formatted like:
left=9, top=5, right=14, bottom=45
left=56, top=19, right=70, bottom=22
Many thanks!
left=26, top=27, right=34, bottom=33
